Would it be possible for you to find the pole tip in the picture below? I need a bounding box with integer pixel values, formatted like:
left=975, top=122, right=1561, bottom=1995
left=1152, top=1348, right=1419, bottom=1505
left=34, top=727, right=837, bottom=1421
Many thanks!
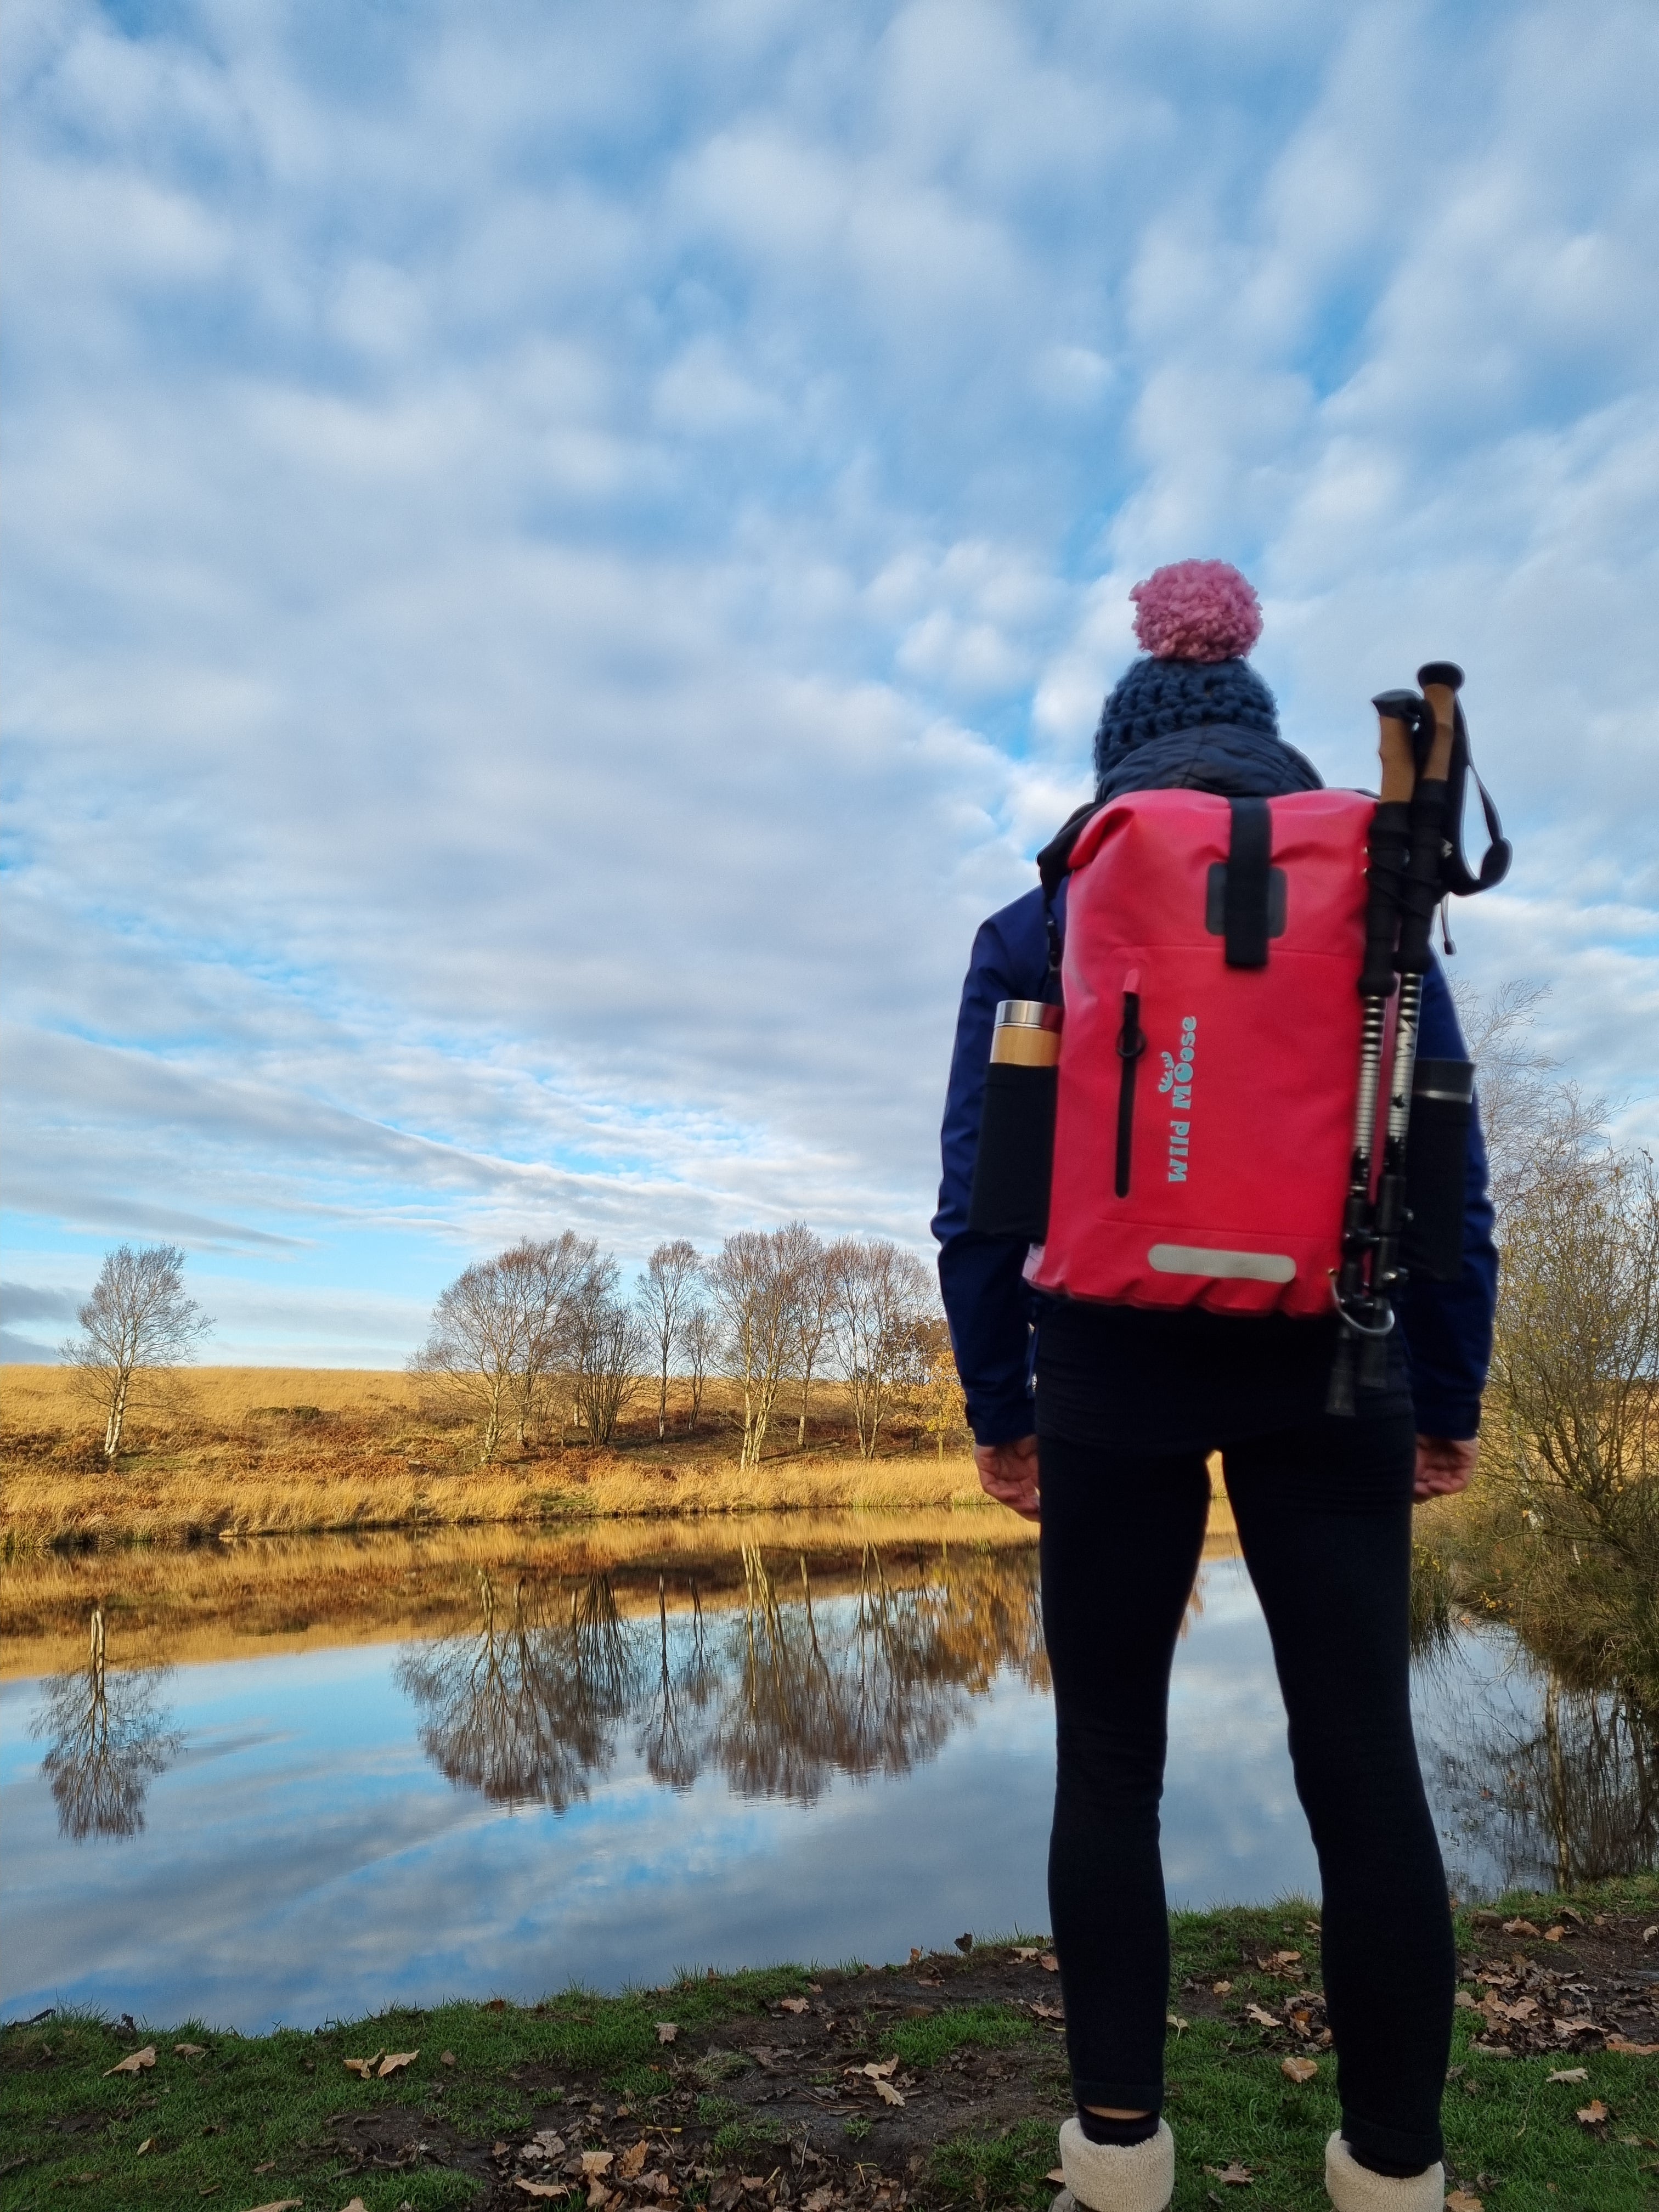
left=1415, top=661, right=1464, bottom=691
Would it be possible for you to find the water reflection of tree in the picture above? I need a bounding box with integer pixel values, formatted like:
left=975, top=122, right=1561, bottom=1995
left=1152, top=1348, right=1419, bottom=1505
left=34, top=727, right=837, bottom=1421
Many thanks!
left=29, top=1609, right=182, bottom=1841
left=1422, top=1647, right=1656, bottom=1891
left=396, top=1571, right=642, bottom=1809
left=399, top=1547, right=1046, bottom=1814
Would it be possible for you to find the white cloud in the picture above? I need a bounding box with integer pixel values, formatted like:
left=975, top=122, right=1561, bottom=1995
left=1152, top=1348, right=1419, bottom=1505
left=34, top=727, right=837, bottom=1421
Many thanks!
left=2, top=0, right=1655, bottom=1359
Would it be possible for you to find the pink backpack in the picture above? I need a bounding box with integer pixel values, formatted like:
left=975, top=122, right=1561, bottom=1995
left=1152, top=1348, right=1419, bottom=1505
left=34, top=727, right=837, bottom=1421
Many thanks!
left=1024, top=787, right=1376, bottom=1317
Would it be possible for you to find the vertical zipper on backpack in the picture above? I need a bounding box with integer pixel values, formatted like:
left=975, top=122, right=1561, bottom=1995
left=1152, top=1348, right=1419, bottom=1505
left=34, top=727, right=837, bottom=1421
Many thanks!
left=1115, top=975, right=1146, bottom=1198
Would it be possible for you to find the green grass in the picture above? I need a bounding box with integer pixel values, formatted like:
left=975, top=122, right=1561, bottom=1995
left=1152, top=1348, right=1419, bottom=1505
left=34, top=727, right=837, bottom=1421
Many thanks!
left=4, top=1887, right=1655, bottom=2211
left=882, top=2002, right=1037, bottom=2069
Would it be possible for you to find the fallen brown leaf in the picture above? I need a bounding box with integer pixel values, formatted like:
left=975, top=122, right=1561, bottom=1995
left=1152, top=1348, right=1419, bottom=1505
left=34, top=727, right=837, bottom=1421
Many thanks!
left=656, top=2022, right=679, bottom=2044
left=1607, top=2038, right=1659, bottom=2056
left=1045, top=2171, right=1065, bottom=2186
left=104, top=2046, right=156, bottom=2076
left=1454, top=1991, right=1480, bottom=2010
left=1212, top=1981, right=1233, bottom=1997
left=1502, top=1918, right=1541, bottom=1938
left=1643, top=1926, right=1656, bottom=1944
left=1446, top=2193, right=1483, bottom=2211
left=1204, top=2163, right=1253, bottom=2185
left=803, top=2189, right=836, bottom=2212
left=342, top=2050, right=384, bottom=2078
left=136, top=2138, right=153, bottom=2155
left=865, top=2057, right=901, bottom=2078
left=1166, top=2013, right=1188, bottom=2035
left=1280, top=2056, right=1318, bottom=2084
left=377, top=2049, right=419, bottom=2077
left=516, top=2186, right=570, bottom=2202
left=1032, top=2002, right=1064, bottom=2021
left=778, top=1997, right=810, bottom=2016
left=242, top=2202, right=303, bottom=2212
left=1245, top=2004, right=1279, bottom=2028
left=174, top=2042, right=207, bottom=2057
left=618, top=2142, right=649, bottom=2180
left=252, top=2160, right=275, bottom=2173
left=872, top=2078, right=905, bottom=2107
left=1040, top=1954, right=1059, bottom=1973
left=340, top=2201, right=368, bottom=2212
left=1264, top=1951, right=1301, bottom=1970
left=589, top=2184, right=611, bottom=2209
left=582, top=2151, right=616, bottom=2176
left=1013, top=1947, right=1041, bottom=1962
left=1544, top=1926, right=1565, bottom=1942
left=441, top=2050, right=456, bottom=2066
left=1576, top=2099, right=1610, bottom=2125
left=1547, top=2068, right=1589, bottom=2084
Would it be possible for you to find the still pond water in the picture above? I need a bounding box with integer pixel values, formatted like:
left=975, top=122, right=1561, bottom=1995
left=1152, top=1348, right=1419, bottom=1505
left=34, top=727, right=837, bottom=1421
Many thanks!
left=2, top=1514, right=1652, bottom=2032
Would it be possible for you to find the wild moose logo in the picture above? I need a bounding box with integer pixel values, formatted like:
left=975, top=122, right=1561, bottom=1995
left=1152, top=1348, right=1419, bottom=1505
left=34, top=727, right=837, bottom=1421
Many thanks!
left=1159, top=1015, right=1197, bottom=1181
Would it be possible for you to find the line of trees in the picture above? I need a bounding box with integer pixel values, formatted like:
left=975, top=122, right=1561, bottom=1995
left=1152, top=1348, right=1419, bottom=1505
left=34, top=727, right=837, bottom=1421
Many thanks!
left=411, top=1224, right=954, bottom=1467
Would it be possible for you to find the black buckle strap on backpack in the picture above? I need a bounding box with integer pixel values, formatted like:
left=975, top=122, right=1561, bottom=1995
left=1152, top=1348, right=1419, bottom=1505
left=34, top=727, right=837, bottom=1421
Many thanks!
left=1419, top=661, right=1511, bottom=900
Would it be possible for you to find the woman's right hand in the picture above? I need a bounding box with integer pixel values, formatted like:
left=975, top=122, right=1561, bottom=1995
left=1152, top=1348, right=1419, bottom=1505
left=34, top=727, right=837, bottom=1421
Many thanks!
left=973, top=1434, right=1041, bottom=1522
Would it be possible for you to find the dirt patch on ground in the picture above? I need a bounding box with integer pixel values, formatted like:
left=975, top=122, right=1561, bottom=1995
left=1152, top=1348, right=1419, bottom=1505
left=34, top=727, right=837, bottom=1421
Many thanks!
left=471, top=1944, right=1073, bottom=2209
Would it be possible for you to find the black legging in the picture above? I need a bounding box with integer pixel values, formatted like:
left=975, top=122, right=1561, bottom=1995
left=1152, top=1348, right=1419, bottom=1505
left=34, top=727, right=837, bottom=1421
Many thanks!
left=1039, top=1414, right=1453, bottom=2177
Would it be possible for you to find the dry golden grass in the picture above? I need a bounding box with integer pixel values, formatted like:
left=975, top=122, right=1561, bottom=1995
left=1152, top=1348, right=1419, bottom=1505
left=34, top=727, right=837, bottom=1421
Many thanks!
left=0, top=1364, right=1234, bottom=1552
left=0, top=1364, right=997, bottom=1548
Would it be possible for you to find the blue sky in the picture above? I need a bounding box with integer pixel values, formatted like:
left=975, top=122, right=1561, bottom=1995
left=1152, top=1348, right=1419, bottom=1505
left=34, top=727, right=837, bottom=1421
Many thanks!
left=3, top=0, right=1656, bottom=1364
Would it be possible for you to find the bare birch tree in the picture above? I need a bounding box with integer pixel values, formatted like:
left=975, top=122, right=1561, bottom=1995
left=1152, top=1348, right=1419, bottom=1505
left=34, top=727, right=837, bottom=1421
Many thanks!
left=781, top=1224, right=833, bottom=1451
left=568, top=1258, right=646, bottom=1445
left=708, top=1227, right=806, bottom=1470
left=507, top=1233, right=599, bottom=1446
left=679, top=1301, right=715, bottom=1432
left=413, top=1251, right=539, bottom=1464
left=63, top=1244, right=213, bottom=1462
left=637, top=1240, right=702, bottom=1441
left=828, top=1238, right=934, bottom=1460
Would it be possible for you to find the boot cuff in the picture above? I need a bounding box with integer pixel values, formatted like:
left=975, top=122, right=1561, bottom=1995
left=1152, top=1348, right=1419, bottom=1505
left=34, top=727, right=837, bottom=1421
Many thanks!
left=1324, top=2131, right=1444, bottom=2211
left=1057, top=2115, right=1174, bottom=2212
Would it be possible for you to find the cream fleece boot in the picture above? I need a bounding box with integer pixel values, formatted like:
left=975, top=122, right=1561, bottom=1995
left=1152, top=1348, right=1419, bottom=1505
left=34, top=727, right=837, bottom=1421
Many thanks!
left=1324, top=2132, right=1444, bottom=2211
left=1049, top=2115, right=1174, bottom=2212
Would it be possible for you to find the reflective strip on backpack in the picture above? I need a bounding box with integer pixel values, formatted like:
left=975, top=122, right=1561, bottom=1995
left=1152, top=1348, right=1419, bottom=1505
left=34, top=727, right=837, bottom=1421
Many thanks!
left=1147, top=1244, right=1296, bottom=1284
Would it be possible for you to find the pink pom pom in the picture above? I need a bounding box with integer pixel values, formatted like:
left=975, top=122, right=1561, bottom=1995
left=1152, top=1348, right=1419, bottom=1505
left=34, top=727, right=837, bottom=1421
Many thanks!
left=1130, top=559, right=1262, bottom=663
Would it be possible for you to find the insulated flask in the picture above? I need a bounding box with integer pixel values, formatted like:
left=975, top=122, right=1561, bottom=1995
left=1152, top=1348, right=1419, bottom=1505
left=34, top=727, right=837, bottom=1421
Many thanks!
left=1402, top=1058, right=1476, bottom=1282
left=966, top=1001, right=1062, bottom=1242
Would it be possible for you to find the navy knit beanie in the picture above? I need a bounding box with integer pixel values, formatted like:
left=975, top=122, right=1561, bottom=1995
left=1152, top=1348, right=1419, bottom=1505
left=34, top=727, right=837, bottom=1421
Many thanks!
left=1093, top=560, right=1279, bottom=791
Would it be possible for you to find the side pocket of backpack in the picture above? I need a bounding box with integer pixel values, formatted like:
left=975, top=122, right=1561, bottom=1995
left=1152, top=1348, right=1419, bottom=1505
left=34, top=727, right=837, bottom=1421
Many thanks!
left=1114, top=974, right=1147, bottom=1198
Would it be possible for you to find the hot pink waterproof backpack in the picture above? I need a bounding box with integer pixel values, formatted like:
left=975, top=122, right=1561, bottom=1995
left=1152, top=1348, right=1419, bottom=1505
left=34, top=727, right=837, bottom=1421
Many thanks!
left=1025, top=787, right=1375, bottom=1317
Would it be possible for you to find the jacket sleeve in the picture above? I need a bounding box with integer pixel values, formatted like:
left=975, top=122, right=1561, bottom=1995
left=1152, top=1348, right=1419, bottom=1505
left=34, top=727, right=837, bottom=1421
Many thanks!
left=1396, top=961, right=1499, bottom=1439
left=931, top=886, right=1052, bottom=1446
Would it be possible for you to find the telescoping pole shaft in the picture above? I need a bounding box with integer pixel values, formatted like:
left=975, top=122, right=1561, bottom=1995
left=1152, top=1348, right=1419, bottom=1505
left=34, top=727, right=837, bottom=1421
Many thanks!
left=1327, top=692, right=1420, bottom=1417
left=1358, top=664, right=1462, bottom=1386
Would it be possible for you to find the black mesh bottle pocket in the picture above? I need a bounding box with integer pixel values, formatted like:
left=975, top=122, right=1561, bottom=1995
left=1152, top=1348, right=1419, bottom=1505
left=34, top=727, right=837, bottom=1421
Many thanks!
left=967, top=1001, right=1060, bottom=1242
left=1403, top=1058, right=1475, bottom=1282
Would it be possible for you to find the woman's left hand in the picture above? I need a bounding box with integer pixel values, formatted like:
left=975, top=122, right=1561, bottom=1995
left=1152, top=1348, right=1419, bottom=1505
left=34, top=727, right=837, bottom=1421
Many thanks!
left=1413, top=1434, right=1479, bottom=1501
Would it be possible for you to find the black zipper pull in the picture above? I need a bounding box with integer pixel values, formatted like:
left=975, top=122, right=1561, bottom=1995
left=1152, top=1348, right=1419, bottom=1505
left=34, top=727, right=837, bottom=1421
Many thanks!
left=1115, top=977, right=1146, bottom=1198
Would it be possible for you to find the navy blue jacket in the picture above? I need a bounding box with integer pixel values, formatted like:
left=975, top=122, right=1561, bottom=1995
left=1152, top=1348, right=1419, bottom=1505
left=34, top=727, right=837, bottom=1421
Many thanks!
left=933, top=828, right=1499, bottom=1449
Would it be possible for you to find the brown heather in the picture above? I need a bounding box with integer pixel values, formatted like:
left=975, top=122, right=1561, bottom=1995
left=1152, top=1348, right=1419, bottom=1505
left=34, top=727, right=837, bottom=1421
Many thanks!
left=0, top=1364, right=1002, bottom=1550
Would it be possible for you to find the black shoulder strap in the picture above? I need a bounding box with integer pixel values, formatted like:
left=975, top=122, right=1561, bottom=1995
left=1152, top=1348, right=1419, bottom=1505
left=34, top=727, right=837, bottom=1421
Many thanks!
left=1036, top=800, right=1099, bottom=902
left=1035, top=800, right=1099, bottom=1006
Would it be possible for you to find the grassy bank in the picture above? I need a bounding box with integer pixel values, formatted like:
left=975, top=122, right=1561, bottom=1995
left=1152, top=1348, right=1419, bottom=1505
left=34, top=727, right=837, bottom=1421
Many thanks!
left=0, top=1368, right=1024, bottom=1550
left=4, top=1886, right=1655, bottom=2212
left=0, top=1369, right=1238, bottom=1554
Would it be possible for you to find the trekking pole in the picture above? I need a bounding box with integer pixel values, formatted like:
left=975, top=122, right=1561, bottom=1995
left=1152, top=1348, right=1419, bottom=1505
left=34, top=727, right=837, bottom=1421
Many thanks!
left=1357, top=663, right=1463, bottom=1388
left=1327, top=690, right=1421, bottom=1417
